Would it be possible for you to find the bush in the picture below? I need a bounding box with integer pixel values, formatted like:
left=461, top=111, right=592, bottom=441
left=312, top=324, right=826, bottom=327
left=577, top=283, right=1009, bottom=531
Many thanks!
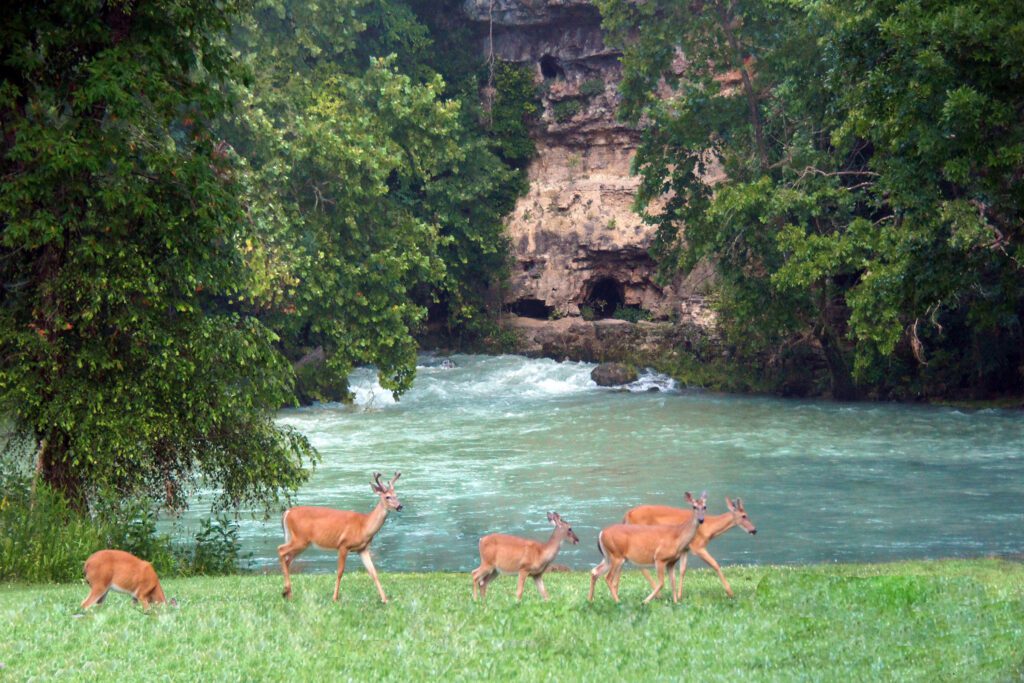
left=613, top=306, right=652, bottom=323
left=0, top=467, right=244, bottom=582
left=177, top=516, right=244, bottom=576
left=579, top=78, right=605, bottom=98
left=551, top=99, right=582, bottom=122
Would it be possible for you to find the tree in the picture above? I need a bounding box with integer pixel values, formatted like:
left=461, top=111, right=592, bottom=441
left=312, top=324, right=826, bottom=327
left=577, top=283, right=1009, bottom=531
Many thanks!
left=598, top=0, right=862, bottom=398
left=0, top=1, right=315, bottom=510
left=598, top=0, right=1023, bottom=399
left=778, top=0, right=1024, bottom=397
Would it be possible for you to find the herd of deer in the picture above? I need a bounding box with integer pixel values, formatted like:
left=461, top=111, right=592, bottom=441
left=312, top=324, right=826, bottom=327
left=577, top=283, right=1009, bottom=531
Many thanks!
left=80, top=471, right=758, bottom=609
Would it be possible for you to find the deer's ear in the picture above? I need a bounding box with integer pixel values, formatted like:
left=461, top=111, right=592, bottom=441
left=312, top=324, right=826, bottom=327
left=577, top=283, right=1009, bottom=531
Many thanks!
left=547, top=512, right=556, bottom=523
left=684, top=492, right=695, bottom=504
left=700, top=490, right=707, bottom=502
left=370, top=483, right=380, bottom=493
left=725, top=497, right=735, bottom=511
left=735, top=497, right=744, bottom=511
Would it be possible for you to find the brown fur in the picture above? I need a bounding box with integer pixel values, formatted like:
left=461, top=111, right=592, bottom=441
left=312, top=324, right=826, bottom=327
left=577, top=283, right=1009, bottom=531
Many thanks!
left=277, top=471, right=403, bottom=603
left=625, top=496, right=756, bottom=598
left=589, top=491, right=707, bottom=604
left=81, top=549, right=167, bottom=610
left=471, top=512, right=579, bottom=601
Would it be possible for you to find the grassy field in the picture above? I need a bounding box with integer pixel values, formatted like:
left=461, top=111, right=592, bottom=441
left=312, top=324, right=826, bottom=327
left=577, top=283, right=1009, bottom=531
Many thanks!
left=1, top=559, right=1022, bottom=681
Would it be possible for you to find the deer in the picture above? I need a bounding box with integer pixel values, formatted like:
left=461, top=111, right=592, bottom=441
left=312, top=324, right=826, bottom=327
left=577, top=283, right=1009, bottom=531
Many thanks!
left=588, top=491, right=707, bottom=604
left=80, top=549, right=170, bottom=610
left=278, top=471, right=402, bottom=603
left=624, top=496, right=757, bottom=599
left=471, top=512, right=580, bottom=601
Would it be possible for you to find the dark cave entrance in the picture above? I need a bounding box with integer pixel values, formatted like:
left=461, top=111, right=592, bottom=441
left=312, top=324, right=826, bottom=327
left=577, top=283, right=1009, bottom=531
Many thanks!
left=539, top=55, right=564, bottom=80
left=585, top=278, right=624, bottom=319
left=507, top=298, right=553, bottom=319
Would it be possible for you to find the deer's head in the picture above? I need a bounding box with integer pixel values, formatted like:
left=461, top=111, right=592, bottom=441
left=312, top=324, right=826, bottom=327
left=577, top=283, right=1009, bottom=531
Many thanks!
left=371, top=471, right=403, bottom=511
left=726, top=496, right=756, bottom=534
left=684, top=490, right=708, bottom=525
left=547, top=511, right=580, bottom=544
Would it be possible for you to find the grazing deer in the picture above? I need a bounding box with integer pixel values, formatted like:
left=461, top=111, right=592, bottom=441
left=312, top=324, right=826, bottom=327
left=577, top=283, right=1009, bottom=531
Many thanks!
left=589, top=491, right=707, bottom=604
left=471, top=512, right=580, bottom=601
left=625, top=496, right=757, bottom=599
left=278, top=471, right=402, bottom=603
left=80, top=549, right=169, bottom=610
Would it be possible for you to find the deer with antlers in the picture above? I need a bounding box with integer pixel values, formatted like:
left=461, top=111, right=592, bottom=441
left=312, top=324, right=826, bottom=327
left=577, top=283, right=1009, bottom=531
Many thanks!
left=589, top=491, right=707, bottom=604
left=471, top=512, right=580, bottom=601
left=625, top=496, right=757, bottom=599
left=278, top=471, right=402, bottom=603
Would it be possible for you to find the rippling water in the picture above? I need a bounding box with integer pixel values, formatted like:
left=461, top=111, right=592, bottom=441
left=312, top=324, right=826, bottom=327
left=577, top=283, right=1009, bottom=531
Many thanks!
left=180, top=354, right=1024, bottom=573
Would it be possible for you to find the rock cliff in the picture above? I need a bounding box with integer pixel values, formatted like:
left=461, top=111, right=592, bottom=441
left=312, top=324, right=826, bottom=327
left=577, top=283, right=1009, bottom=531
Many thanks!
left=462, top=0, right=715, bottom=360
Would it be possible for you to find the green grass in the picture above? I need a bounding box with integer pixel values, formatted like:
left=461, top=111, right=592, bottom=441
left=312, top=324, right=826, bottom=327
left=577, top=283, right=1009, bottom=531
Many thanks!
left=1, top=560, right=1022, bottom=681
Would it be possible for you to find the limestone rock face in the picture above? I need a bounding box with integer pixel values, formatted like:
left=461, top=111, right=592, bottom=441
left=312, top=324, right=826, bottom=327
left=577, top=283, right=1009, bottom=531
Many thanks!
left=462, top=0, right=715, bottom=330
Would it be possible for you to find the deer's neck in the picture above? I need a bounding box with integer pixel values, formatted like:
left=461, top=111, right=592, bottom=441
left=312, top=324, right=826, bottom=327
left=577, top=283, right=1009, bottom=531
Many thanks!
left=539, top=529, right=567, bottom=564
left=674, top=514, right=701, bottom=552
left=701, top=512, right=737, bottom=541
left=362, top=499, right=389, bottom=540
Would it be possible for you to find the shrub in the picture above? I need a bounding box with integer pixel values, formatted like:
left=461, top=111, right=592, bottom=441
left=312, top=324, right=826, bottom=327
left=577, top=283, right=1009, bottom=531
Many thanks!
left=579, top=78, right=605, bottom=98
left=551, top=99, right=582, bottom=123
left=0, top=466, right=243, bottom=582
left=613, top=306, right=652, bottom=323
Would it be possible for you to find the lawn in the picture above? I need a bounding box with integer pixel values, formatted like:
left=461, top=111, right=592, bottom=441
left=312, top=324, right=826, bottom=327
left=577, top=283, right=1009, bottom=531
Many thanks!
left=1, top=560, right=1022, bottom=681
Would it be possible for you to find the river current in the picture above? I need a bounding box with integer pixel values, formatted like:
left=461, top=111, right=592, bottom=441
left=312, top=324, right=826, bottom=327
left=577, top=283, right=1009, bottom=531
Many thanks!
left=182, top=354, right=1024, bottom=573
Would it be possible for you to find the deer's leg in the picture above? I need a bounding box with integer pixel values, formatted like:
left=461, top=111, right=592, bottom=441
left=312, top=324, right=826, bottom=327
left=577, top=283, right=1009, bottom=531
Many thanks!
left=589, top=559, right=609, bottom=601
left=80, top=586, right=108, bottom=610
left=533, top=574, right=549, bottom=600
left=332, top=550, right=348, bottom=602
left=515, top=570, right=528, bottom=601
left=643, top=561, right=666, bottom=604
left=359, top=549, right=388, bottom=604
left=640, top=568, right=658, bottom=590
left=607, top=558, right=625, bottom=603
left=674, top=551, right=690, bottom=601
left=278, top=540, right=307, bottom=599
left=471, top=563, right=491, bottom=601
left=479, top=570, right=497, bottom=601
left=694, top=547, right=733, bottom=598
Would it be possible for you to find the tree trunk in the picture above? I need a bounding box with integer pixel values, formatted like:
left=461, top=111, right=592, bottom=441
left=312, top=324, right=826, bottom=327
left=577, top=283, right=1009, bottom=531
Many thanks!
left=818, top=330, right=858, bottom=401
left=715, top=2, right=768, bottom=172
left=38, top=431, right=86, bottom=512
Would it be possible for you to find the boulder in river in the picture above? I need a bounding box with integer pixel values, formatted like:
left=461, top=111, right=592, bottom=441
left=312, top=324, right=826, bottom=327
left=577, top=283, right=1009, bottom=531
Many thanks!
left=591, top=362, right=637, bottom=387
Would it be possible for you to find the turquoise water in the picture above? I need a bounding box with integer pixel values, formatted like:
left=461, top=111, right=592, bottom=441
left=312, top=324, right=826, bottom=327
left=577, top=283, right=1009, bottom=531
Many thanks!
left=183, top=354, right=1024, bottom=573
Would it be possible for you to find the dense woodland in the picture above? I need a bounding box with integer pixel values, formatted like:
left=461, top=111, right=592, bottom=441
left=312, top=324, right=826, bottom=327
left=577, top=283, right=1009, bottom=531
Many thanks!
left=1, top=0, right=1022, bottom=526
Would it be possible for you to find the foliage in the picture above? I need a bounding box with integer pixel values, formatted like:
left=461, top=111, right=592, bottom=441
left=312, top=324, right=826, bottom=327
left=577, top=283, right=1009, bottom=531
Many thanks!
left=551, top=98, right=583, bottom=123
left=579, top=78, right=606, bottom=99
left=781, top=0, right=1024, bottom=396
left=487, top=61, right=540, bottom=168
left=0, top=468, right=242, bottom=582
left=1, top=562, right=1022, bottom=679
left=0, top=0, right=316, bottom=510
left=612, top=306, right=652, bottom=323
left=597, top=0, right=1024, bottom=400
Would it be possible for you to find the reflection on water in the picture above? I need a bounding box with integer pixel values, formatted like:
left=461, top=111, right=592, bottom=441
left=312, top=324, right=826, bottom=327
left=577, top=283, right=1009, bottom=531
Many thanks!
left=178, top=354, right=1024, bottom=573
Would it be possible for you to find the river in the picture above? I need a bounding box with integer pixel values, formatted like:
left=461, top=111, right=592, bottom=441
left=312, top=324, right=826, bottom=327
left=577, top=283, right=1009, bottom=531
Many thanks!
left=181, top=354, right=1024, bottom=573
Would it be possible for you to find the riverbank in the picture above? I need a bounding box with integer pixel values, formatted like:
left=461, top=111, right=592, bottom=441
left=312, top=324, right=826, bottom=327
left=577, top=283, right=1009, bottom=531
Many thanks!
left=2, top=559, right=1021, bottom=680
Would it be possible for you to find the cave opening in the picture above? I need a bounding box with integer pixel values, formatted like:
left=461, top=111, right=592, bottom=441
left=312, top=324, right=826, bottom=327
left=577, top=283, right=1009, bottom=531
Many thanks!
left=539, top=55, right=564, bottom=80
left=585, top=277, right=624, bottom=319
left=507, top=298, right=553, bottom=319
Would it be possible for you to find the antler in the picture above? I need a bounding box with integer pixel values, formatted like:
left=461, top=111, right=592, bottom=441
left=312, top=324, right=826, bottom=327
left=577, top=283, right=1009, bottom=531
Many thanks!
left=371, top=472, right=385, bottom=492
left=388, top=471, right=401, bottom=489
